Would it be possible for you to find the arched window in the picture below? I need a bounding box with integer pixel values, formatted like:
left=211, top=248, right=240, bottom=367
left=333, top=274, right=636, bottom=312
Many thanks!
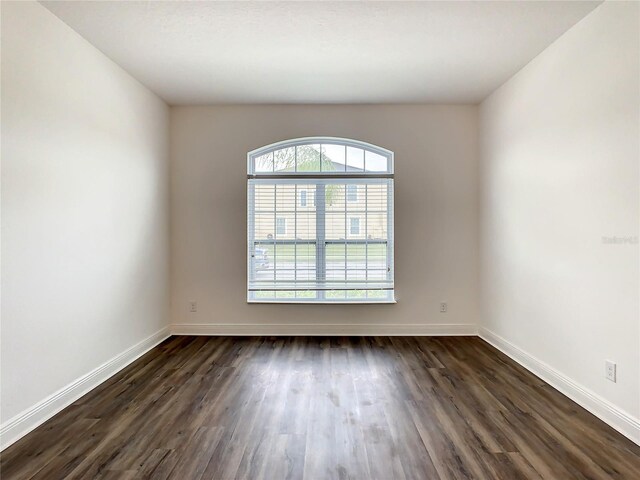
left=247, top=137, right=394, bottom=303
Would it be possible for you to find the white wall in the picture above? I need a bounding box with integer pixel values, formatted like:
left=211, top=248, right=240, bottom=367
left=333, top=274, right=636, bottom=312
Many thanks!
left=171, top=105, right=480, bottom=334
left=480, top=0, right=639, bottom=440
left=5, top=0, right=637, bottom=453
left=1, top=0, right=170, bottom=444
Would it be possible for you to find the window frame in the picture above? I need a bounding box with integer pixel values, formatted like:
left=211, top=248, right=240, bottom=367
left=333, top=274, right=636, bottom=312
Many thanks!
left=247, top=137, right=395, bottom=304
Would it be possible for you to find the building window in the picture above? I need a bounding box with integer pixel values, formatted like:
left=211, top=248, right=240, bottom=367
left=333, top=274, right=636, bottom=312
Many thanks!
left=350, top=217, right=360, bottom=235
left=346, top=184, right=358, bottom=202
left=247, top=137, right=395, bottom=303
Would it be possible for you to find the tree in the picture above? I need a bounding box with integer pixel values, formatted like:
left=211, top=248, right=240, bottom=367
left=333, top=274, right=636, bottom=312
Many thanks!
left=271, top=145, right=342, bottom=205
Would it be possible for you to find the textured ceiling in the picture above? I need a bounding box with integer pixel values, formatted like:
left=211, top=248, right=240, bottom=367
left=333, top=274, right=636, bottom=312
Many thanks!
left=42, top=1, right=602, bottom=104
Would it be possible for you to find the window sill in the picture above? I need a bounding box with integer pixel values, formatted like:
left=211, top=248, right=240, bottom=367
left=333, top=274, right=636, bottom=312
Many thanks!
left=247, top=299, right=397, bottom=305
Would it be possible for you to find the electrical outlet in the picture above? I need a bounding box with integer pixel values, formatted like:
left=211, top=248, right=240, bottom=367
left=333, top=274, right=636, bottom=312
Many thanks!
left=189, top=301, right=197, bottom=313
left=605, top=360, right=616, bottom=382
left=440, top=302, right=447, bottom=313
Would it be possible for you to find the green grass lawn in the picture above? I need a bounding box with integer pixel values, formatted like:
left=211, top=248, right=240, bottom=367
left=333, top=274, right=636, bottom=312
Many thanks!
left=254, top=289, right=388, bottom=299
left=256, top=243, right=386, bottom=262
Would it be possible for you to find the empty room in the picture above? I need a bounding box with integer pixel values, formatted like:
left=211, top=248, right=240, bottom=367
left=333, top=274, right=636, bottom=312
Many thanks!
left=1, top=0, right=639, bottom=478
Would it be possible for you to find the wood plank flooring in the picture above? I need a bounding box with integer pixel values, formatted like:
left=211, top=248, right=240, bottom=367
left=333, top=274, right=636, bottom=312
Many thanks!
left=1, top=336, right=639, bottom=479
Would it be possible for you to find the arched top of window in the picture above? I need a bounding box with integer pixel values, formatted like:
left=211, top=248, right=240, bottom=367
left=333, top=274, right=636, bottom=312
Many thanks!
left=247, top=137, right=393, bottom=176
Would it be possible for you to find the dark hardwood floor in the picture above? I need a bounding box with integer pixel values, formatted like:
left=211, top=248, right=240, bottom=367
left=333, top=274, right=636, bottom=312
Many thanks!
left=1, top=336, right=639, bottom=479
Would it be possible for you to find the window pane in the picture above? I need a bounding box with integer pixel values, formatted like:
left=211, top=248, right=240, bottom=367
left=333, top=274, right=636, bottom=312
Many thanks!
left=274, top=244, right=294, bottom=281
left=366, top=212, right=387, bottom=239
left=324, top=184, right=344, bottom=212
left=275, top=184, right=296, bottom=240
left=254, top=214, right=274, bottom=240
left=365, top=151, right=387, bottom=172
left=252, top=241, right=274, bottom=286
left=346, top=269, right=367, bottom=281
left=346, top=147, right=364, bottom=171
left=295, top=184, right=316, bottom=241
left=326, top=290, right=347, bottom=299
left=252, top=243, right=272, bottom=275
left=367, top=241, right=387, bottom=282
left=326, top=243, right=346, bottom=281
left=295, top=244, right=316, bottom=282
left=254, top=243, right=275, bottom=258
left=347, top=290, right=367, bottom=299
left=321, top=144, right=347, bottom=172
left=349, top=217, right=360, bottom=236
left=366, top=269, right=387, bottom=281
left=366, top=290, right=387, bottom=299
left=274, top=147, right=296, bottom=172
left=296, top=290, right=317, bottom=299
left=275, top=291, right=296, bottom=299
left=346, top=184, right=359, bottom=202
left=325, top=212, right=346, bottom=240
left=255, top=152, right=273, bottom=172
left=346, top=243, right=366, bottom=266
left=367, top=243, right=387, bottom=266
left=296, top=144, right=321, bottom=172
left=254, top=291, right=276, bottom=299
left=254, top=184, right=275, bottom=211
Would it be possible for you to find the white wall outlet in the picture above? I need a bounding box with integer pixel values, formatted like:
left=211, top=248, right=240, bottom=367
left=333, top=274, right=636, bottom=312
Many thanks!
left=605, top=360, right=616, bottom=382
left=440, top=302, right=447, bottom=313
left=189, top=301, right=197, bottom=313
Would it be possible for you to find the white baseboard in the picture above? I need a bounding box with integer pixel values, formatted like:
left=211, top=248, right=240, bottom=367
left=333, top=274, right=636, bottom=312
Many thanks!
left=479, top=327, right=640, bottom=446
left=0, top=327, right=171, bottom=452
left=171, top=323, right=478, bottom=336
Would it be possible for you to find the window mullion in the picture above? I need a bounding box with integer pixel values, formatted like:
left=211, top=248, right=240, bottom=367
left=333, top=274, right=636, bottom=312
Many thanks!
left=294, top=184, right=298, bottom=290
left=344, top=184, right=347, bottom=294
left=387, top=180, right=393, bottom=290
left=273, top=184, right=277, bottom=287
left=316, top=183, right=326, bottom=301
left=365, top=184, right=369, bottom=297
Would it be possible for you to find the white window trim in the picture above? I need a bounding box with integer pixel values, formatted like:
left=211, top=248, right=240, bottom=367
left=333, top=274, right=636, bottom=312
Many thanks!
left=247, top=137, right=395, bottom=304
